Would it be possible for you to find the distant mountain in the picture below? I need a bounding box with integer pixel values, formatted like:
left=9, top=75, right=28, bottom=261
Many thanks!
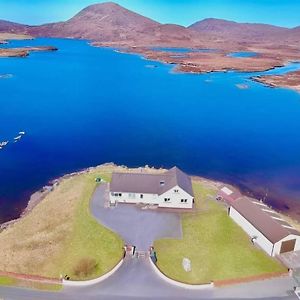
left=27, top=2, right=200, bottom=47
left=189, top=18, right=289, bottom=41
left=0, top=2, right=299, bottom=48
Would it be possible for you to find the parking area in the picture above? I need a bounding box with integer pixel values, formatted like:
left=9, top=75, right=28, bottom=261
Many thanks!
left=90, top=183, right=183, bottom=250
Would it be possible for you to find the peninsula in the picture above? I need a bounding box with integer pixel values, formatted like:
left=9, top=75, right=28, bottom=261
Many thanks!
left=0, top=164, right=292, bottom=287
left=253, top=70, right=300, bottom=93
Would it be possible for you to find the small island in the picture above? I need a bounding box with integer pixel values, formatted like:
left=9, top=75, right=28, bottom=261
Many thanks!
left=0, top=33, right=58, bottom=58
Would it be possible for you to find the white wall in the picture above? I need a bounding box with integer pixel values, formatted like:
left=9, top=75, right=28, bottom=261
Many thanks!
left=109, top=185, right=194, bottom=209
left=158, top=185, right=193, bottom=209
left=229, top=207, right=274, bottom=256
left=273, top=234, right=300, bottom=256
left=109, top=192, right=159, bottom=205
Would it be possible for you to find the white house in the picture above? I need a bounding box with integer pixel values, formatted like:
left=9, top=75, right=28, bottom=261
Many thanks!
left=229, top=197, right=300, bottom=256
left=109, top=167, right=194, bottom=209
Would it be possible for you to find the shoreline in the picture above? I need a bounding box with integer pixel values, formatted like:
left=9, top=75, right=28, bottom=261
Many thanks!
left=2, top=162, right=300, bottom=233
left=108, top=45, right=300, bottom=92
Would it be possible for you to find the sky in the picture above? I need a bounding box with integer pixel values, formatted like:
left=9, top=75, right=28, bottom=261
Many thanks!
left=0, top=0, right=299, bottom=28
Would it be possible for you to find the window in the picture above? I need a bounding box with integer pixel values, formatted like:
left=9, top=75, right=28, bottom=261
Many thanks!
left=164, top=198, right=171, bottom=202
left=181, top=199, right=188, bottom=203
left=160, top=181, right=165, bottom=186
left=140, top=194, right=144, bottom=199
left=112, top=193, right=122, bottom=197
left=174, top=189, right=179, bottom=193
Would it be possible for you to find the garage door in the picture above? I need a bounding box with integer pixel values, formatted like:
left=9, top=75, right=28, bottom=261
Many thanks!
left=280, top=239, right=296, bottom=254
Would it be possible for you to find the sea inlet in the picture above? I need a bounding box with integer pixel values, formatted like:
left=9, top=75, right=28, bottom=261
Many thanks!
left=0, top=38, right=300, bottom=222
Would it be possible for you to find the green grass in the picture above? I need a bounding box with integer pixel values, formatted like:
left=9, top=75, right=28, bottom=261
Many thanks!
left=0, top=165, right=123, bottom=281
left=0, top=276, right=17, bottom=286
left=154, top=181, right=286, bottom=284
left=54, top=170, right=124, bottom=280
left=0, top=276, right=62, bottom=291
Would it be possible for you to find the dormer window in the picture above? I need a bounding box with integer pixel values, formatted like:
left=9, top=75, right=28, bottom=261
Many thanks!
left=160, top=181, right=165, bottom=186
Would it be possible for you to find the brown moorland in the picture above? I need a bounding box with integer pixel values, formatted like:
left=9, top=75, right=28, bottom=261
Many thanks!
left=0, top=2, right=299, bottom=88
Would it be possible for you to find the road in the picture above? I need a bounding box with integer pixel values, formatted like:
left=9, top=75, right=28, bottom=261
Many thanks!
left=0, top=184, right=297, bottom=300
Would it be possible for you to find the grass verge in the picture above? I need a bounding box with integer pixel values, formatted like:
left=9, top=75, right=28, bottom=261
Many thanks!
left=0, top=276, right=62, bottom=291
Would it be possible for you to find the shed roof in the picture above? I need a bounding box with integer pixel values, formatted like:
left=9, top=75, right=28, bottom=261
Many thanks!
left=231, top=197, right=300, bottom=243
left=218, top=185, right=242, bottom=203
left=110, top=167, right=194, bottom=197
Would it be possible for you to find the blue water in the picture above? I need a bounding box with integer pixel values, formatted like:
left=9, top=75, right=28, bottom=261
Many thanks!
left=228, top=51, right=258, bottom=58
left=1, top=38, right=300, bottom=222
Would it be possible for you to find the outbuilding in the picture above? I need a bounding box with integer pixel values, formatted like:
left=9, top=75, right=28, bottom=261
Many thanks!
left=229, top=197, right=300, bottom=256
left=216, top=185, right=242, bottom=204
left=109, top=167, right=194, bottom=209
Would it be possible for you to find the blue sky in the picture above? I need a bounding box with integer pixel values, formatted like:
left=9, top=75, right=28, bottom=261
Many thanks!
left=0, top=0, right=299, bottom=28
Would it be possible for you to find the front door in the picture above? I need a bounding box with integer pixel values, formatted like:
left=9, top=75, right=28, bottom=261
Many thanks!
left=280, top=239, right=296, bottom=254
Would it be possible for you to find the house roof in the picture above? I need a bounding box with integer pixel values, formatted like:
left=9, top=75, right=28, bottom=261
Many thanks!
left=231, top=197, right=300, bottom=243
left=110, top=167, right=194, bottom=197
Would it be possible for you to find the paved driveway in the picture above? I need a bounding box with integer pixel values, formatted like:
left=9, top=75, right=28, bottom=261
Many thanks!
left=90, top=183, right=182, bottom=250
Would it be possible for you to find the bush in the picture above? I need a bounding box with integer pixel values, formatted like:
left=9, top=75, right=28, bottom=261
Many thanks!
left=73, top=258, right=98, bottom=277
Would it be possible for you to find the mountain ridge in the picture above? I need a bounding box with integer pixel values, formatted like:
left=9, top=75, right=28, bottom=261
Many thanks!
left=0, top=2, right=299, bottom=47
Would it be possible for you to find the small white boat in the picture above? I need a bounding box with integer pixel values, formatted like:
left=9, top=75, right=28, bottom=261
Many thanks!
left=19, top=131, right=26, bottom=135
left=0, top=141, right=9, bottom=147
left=14, top=135, right=22, bottom=141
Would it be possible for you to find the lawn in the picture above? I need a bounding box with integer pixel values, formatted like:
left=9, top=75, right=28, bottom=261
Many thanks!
left=0, top=165, right=123, bottom=281
left=154, top=181, right=286, bottom=284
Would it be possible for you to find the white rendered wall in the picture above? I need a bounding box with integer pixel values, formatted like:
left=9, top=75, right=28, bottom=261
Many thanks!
left=273, top=234, right=300, bottom=256
left=229, top=207, right=274, bottom=256
left=109, top=192, right=159, bottom=205
left=109, top=185, right=193, bottom=209
left=158, top=186, right=193, bottom=208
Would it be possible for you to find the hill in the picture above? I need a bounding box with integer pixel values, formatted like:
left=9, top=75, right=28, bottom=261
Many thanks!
left=189, top=18, right=289, bottom=42
left=27, top=2, right=200, bottom=47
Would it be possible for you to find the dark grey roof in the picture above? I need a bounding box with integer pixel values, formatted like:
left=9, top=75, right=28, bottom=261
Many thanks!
left=231, top=197, right=300, bottom=243
left=110, top=167, right=194, bottom=197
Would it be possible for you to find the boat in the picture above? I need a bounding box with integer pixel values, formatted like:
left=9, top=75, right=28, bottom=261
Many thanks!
left=0, top=141, right=9, bottom=149
left=0, top=141, right=9, bottom=147
left=19, top=131, right=26, bottom=135
left=14, top=135, right=22, bottom=142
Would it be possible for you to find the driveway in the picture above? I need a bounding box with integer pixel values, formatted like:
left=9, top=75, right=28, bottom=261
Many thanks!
left=90, top=183, right=182, bottom=250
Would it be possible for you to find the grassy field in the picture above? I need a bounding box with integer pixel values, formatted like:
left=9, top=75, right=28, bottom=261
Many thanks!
left=154, top=181, right=286, bottom=284
left=0, top=165, right=123, bottom=281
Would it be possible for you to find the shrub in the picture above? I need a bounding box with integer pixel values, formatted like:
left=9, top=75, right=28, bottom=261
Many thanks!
left=73, top=258, right=98, bottom=278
